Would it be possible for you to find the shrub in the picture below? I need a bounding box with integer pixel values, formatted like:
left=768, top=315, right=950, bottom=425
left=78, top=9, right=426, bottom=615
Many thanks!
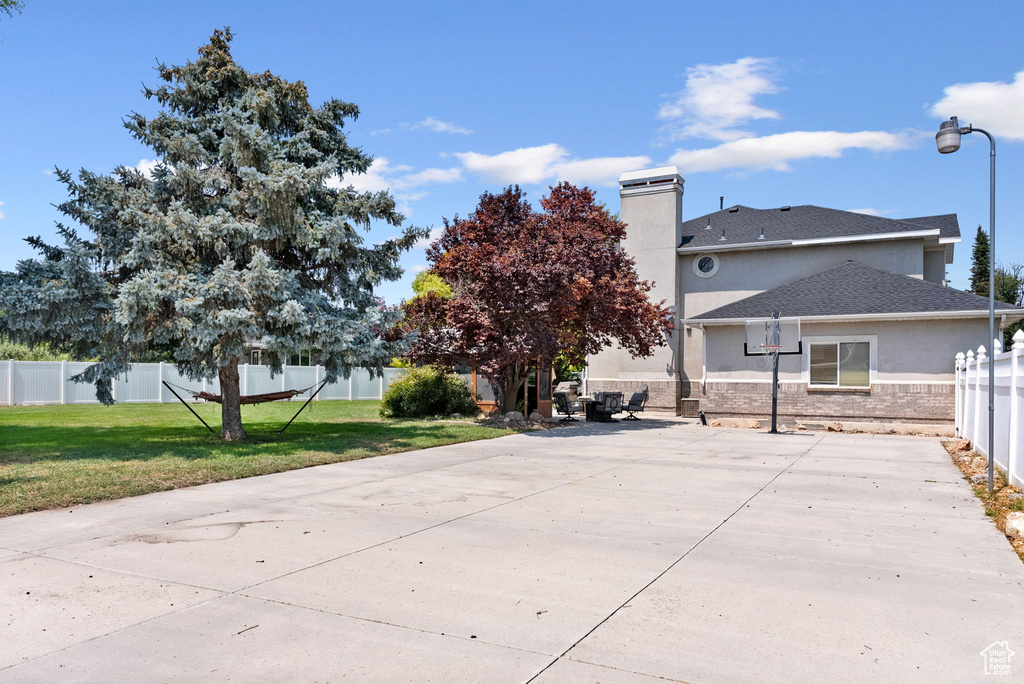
left=379, top=365, right=478, bottom=418
left=0, top=336, right=73, bottom=361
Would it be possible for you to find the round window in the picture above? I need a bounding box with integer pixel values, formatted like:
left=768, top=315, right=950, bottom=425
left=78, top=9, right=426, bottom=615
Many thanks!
left=692, top=253, right=720, bottom=278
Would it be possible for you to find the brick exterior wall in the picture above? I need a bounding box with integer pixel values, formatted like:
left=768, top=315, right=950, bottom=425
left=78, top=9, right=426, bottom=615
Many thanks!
left=699, top=381, right=954, bottom=424
left=586, top=380, right=680, bottom=414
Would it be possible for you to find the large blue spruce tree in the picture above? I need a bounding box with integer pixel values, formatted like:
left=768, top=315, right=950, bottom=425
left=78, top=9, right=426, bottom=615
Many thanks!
left=0, top=30, right=424, bottom=439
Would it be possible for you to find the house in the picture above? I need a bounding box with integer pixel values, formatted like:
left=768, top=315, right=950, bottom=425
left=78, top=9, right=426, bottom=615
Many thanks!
left=586, top=166, right=1023, bottom=424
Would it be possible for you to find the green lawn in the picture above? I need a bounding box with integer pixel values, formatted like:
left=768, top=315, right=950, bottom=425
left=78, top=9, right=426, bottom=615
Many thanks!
left=0, top=400, right=513, bottom=517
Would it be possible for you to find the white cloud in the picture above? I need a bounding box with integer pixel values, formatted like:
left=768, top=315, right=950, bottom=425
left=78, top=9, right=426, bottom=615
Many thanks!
left=410, top=117, right=473, bottom=135
left=414, top=227, right=444, bottom=250
left=930, top=68, right=1024, bottom=141
left=396, top=191, right=428, bottom=202
left=454, top=144, right=649, bottom=186
left=456, top=144, right=569, bottom=184
left=668, top=130, right=915, bottom=174
left=134, top=158, right=161, bottom=179
left=552, top=156, right=653, bottom=186
left=410, top=265, right=427, bottom=273
left=393, top=167, right=464, bottom=189
left=0, top=200, right=5, bottom=220
left=659, top=57, right=781, bottom=142
left=326, top=159, right=462, bottom=202
left=326, top=157, right=394, bottom=193
left=847, top=208, right=895, bottom=216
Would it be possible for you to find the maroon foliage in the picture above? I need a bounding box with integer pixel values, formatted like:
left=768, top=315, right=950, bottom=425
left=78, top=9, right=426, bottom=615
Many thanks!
left=404, top=183, right=671, bottom=413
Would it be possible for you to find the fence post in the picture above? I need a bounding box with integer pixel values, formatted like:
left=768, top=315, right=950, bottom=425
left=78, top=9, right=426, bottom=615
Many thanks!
left=158, top=361, right=164, bottom=403
left=1009, top=330, right=1024, bottom=487
left=955, top=352, right=965, bottom=437
left=379, top=373, right=384, bottom=399
left=966, top=350, right=976, bottom=447
left=7, top=359, right=13, bottom=406
left=242, top=363, right=249, bottom=396
left=348, top=373, right=353, bottom=401
left=315, top=365, right=320, bottom=401
left=60, top=359, right=67, bottom=405
left=975, top=345, right=987, bottom=454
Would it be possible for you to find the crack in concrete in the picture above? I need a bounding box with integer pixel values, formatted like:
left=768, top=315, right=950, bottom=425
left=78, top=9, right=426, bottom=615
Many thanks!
left=523, top=432, right=826, bottom=683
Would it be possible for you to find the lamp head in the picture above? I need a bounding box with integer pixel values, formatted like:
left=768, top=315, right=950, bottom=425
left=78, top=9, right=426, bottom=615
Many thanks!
left=936, top=116, right=962, bottom=154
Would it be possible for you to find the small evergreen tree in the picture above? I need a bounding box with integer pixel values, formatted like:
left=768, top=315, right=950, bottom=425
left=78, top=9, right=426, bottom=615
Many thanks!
left=0, top=30, right=424, bottom=439
left=969, top=225, right=991, bottom=296
left=996, top=263, right=1024, bottom=348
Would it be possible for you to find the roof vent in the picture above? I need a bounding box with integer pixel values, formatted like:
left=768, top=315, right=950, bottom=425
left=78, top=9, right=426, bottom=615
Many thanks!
left=719, top=227, right=726, bottom=242
left=728, top=206, right=739, bottom=213
left=780, top=206, right=791, bottom=211
left=705, top=218, right=711, bottom=230
left=758, top=227, right=766, bottom=241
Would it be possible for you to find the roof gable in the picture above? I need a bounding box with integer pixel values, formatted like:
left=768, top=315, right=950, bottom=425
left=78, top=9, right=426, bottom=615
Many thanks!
left=688, top=261, right=1020, bottom=321
left=678, top=205, right=959, bottom=250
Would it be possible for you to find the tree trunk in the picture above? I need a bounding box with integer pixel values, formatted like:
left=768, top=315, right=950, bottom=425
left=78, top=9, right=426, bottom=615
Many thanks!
left=499, top=373, right=527, bottom=415
left=219, top=356, right=247, bottom=441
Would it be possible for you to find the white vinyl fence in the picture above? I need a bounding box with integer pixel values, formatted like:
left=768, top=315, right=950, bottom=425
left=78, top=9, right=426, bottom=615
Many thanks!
left=955, top=329, right=1024, bottom=488
left=0, top=360, right=408, bottom=406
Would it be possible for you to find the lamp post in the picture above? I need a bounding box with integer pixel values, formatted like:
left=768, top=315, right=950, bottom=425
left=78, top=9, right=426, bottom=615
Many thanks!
left=936, top=116, right=996, bottom=493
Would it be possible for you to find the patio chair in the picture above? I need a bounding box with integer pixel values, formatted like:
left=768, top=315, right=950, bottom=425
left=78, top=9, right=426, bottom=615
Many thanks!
left=554, top=381, right=579, bottom=403
left=594, top=392, right=623, bottom=422
left=553, top=392, right=582, bottom=422
left=622, top=384, right=649, bottom=420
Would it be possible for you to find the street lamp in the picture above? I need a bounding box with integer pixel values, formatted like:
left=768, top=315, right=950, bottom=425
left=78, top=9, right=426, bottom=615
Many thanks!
left=936, top=115, right=996, bottom=493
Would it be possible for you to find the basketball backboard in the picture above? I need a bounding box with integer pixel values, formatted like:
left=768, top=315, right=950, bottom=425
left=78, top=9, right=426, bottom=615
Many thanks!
left=743, top=315, right=802, bottom=356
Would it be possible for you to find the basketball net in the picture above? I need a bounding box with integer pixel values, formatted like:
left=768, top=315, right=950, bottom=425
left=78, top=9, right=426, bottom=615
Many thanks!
left=759, top=318, right=782, bottom=371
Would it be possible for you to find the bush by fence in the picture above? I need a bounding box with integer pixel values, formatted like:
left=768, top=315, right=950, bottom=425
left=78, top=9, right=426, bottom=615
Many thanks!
left=955, top=329, right=1024, bottom=488
left=379, top=365, right=479, bottom=418
left=0, top=360, right=408, bottom=406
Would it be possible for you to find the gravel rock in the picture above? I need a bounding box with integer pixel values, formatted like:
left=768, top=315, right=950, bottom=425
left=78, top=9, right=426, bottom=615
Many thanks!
left=827, top=422, right=843, bottom=432
left=503, top=411, right=525, bottom=423
left=747, top=420, right=761, bottom=429
left=528, top=411, right=545, bottom=423
left=710, top=419, right=722, bottom=427
left=969, top=473, right=989, bottom=485
left=1005, top=512, right=1024, bottom=541
left=949, top=439, right=972, bottom=453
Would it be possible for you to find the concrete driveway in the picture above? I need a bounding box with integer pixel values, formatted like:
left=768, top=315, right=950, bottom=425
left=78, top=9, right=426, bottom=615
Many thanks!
left=2, top=420, right=1022, bottom=683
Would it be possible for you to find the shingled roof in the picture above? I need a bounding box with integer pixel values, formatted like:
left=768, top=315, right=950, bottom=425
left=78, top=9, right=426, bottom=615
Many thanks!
left=678, top=205, right=959, bottom=250
left=688, top=261, right=1021, bottom=321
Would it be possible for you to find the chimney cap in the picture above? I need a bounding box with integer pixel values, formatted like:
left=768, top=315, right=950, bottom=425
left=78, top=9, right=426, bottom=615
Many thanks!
left=618, top=166, right=685, bottom=188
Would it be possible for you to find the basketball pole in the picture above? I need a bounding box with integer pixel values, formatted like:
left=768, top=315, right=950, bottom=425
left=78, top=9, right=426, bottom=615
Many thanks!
left=770, top=351, right=780, bottom=434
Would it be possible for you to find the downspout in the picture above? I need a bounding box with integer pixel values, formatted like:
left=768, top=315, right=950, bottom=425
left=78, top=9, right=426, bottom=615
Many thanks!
left=699, top=323, right=707, bottom=393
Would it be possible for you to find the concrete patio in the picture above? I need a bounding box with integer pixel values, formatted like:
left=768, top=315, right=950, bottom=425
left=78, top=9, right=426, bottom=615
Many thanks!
left=2, top=419, right=1022, bottom=683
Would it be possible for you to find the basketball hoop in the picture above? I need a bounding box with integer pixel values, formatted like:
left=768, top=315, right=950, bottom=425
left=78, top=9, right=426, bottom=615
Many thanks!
left=742, top=313, right=804, bottom=434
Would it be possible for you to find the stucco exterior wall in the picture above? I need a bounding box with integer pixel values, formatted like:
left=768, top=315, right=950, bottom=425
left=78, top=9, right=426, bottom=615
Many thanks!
left=700, top=318, right=989, bottom=383
left=924, top=249, right=947, bottom=284
left=690, top=318, right=992, bottom=423
left=587, top=176, right=683, bottom=410
left=678, top=240, right=926, bottom=384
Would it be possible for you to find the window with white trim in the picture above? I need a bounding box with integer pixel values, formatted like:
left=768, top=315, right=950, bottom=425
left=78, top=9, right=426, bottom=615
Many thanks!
left=809, top=341, right=871, bottom=387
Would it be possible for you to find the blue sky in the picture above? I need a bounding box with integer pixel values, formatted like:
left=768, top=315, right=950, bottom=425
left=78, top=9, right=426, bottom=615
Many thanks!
left=2, top=0, right=1023, bottom=305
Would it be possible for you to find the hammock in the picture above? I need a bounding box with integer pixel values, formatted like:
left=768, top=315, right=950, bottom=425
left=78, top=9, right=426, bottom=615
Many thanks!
left=192, top=388, right=310, bottom=405
left=163, top=381, right=317, bottom=405
left=161, top=380, right=330, bottom=434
